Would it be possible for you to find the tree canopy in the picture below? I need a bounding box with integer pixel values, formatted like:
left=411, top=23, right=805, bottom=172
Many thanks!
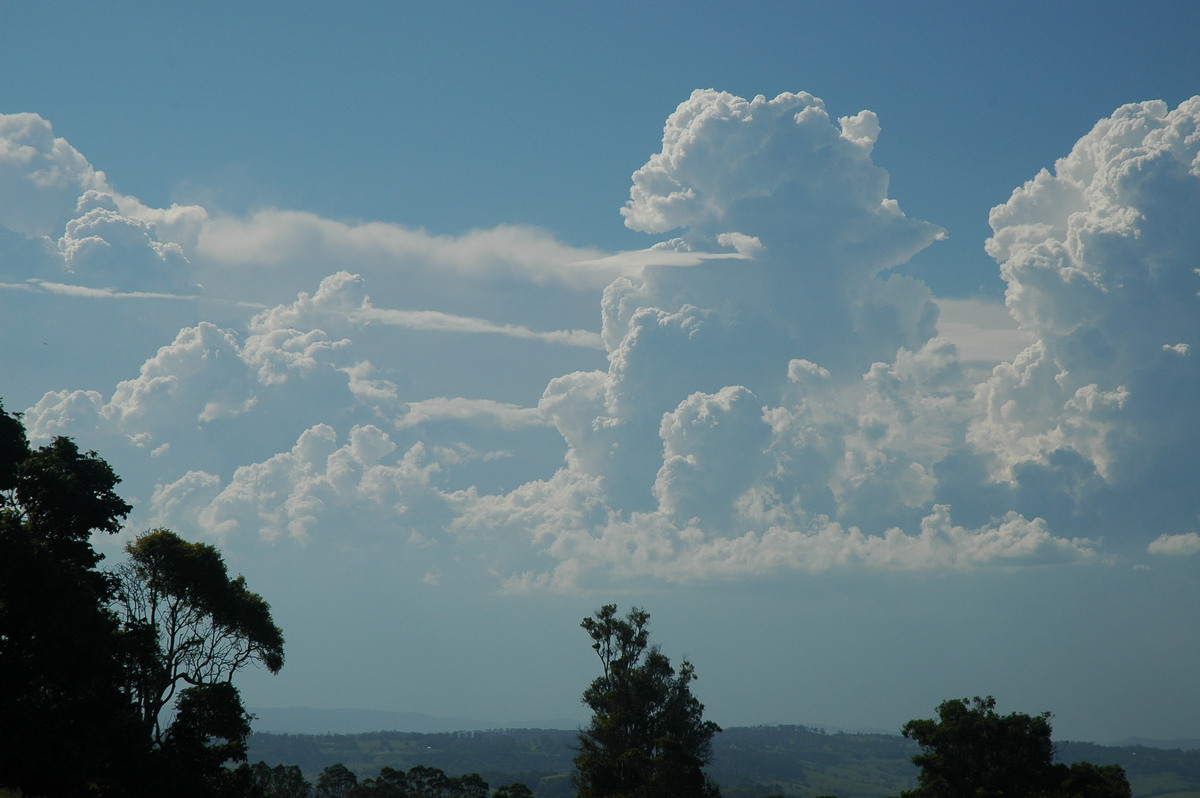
left=901, top=696, right=1131, bottom=798
left=0, top=402, right=142, bottom=795
left=573, top=604, right=722, bottom=798
left=115, top=527, right=285, bottom=744
left=0, top=400, right=284, bottom=798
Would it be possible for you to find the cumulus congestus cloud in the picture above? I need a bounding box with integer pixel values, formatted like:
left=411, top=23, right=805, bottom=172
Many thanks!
left=503, top=89, right=1106, bottom=587
left=973, top=97, right=1200, bottom=542
left=5, top=94, right=1198, bottom=590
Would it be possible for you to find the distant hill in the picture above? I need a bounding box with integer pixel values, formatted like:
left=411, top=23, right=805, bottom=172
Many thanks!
left=249, top=706, right=582, bottom=735
left=1116, top=737, right=1200, bottom=751
left=245, top=724, right=1200, bottom=798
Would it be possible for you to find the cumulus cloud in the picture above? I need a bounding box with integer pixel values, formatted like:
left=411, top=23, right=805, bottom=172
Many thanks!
left=153, top=424, right=455, bottom=545
left=1147, top=532, right=1200, bottom=556
left=478, top=89, right=1110, bottom=590
left=0, top=113, right=108, bottom=237
left=0, top=115, right=202, bottom=293
left=8, top=94, right=1197, bottom=592
left=934, top=298, right=1036, bottom=363
left=622, top=91, right=942, bottom=261
left=972, top=96, right=1200, bottom=540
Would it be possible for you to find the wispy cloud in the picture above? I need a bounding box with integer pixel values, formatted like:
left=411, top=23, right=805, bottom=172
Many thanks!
left=354, top=304, right=603, bottom=349
left=0, top=279, right=199, bottom=301
left=396, top=398, right=546, bottom=430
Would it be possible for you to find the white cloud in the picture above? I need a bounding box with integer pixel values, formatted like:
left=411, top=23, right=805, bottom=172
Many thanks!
left=11, top=95, right=1199, bottom=592
left=972, top=96, right=1200, bottom=524
left=1147, top=532, right=1200, bottom=556
left=621, top=90, right=943, bottom=268
left=355, top=304, right=603, bottom=349
left=653, top=386, right=770, bottom=526
left=8, top=280, right=200, bottom=301
left=0, top=113, right=108, bottom=237
left=934, top=298, right=1036, bottom=363
left=481, top=495, right=1098, bottom=593
left=156, top=424, right=454, bottom=545
left=194, top=210, right=614, bottom=303
left=396, top=398, right=546, bottom=430
left=57, top=191, right=196, bottom=294
left=470, top=90, right=1105, bottom=589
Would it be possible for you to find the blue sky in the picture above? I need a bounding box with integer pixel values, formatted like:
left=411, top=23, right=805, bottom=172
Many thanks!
left=2, top=1, right=1199, bottom=744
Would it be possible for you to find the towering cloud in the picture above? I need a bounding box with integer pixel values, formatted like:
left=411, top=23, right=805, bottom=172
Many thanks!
left=5, top=94, right=1197, bottom=590
left=0, top=113, right=108, bottom=238
left=973, top=97, right=1200, bottom=542
left=505, top=89, right=1103, bottom=586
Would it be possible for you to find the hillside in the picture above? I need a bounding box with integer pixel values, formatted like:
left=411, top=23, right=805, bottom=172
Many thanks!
left=246, top=725, right=1200, bottom=798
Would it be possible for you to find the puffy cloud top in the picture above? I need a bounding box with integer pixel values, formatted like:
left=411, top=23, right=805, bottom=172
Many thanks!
left=973, top=96, right=1200, bottom=541
left=0, top=113, right=107, bottom=237
left=622, top=90, right=940, bottom=271
left=10, top=94, right=1199, bottom=593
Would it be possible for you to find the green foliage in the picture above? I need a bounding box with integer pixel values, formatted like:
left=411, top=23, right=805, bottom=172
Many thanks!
left=156, top=682, right=255, bottom=797
left=115, top=528, right=285, bottom=742
left=354, top=766, right=410, bottom=797
left=305, top=762, right=515, bottom=798
left=902, top=696, right=1130, bottom=798
left=246, top=726, right=1200, bottom=798
left=1058, top=761, right=1134, bottom=798
left=573, top=604, right=722, bottom=798
left=238, top=761, right=313, bottom=798
left=318, top=763, right=360, bottom=798
left=0, top=402, right=143, bottom=796
left=0, top=401, right=284, bottom=798
left=116, top=528, right=285, bottom=795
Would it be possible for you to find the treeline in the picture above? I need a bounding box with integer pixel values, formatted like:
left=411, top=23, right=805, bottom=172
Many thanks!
left=234, top=761, right=533, bottom=798
left=248, top=730, right=574, bottom=795
left=248, top=726, right=1200, bottom=798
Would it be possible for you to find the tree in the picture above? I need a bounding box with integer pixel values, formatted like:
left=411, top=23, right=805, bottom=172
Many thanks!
left=157, top=682, right=253, bottom=798
left=492, top=784, right=536, bottom=798
left=0, top=401, right=285, bottom=797
left=352, top=766, right=409, bottom=797
left=573, top=604, right=722, bottom=798
left=113, top=527, right=285, bottom=744
left=901, top=696, right=1130, bottom=798
left=113, top=527, right=284, bottom=794
left=317, top=764, right=359, bottom=798
left=240, top=761, right=312, bottom=798
left=0, top=404, right=143, bottom=796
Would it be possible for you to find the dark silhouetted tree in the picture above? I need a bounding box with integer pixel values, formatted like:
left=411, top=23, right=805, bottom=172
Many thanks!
left=157, top=682, right=253, bottom=797
left=352, top=766, right=409, bottom=797
left=0, top=401, right=285, bottom=798
left=573, top=604, right=721, bottom=798
left=114, top=527, right=284, bottom=794
left=901, top=696, right=1130, bottom=798
left=0, top=403, right=143, bottom=796
left=241, top=761, right=312, bottom=798
left=115, top=527, right=285, bottom=743
left=318, top=763, right=359, bottom=798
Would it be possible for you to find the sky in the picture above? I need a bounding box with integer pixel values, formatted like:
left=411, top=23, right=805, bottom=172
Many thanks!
left=2, top=1, right=1199, bottom=745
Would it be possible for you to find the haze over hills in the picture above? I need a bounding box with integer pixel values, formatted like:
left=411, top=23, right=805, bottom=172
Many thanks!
left=250, top=707, right=1199, bottom=751
left=1117, top=738, right=1200, bottom=752
left=246, top=723, right=1200, bottom=798
left=249, top=707, right=584, bottom=736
